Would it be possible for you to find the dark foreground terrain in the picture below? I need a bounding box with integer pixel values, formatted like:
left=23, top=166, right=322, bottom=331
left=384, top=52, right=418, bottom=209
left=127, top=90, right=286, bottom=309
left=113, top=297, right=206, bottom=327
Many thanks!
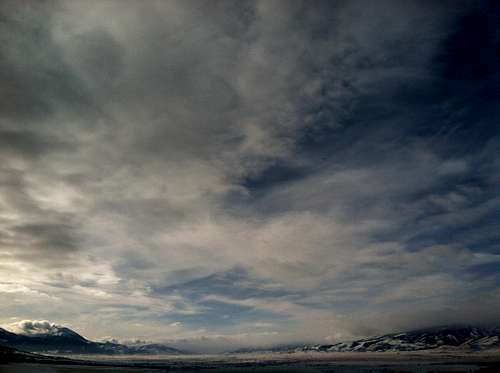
left=2, top=349, right=500, bottom=373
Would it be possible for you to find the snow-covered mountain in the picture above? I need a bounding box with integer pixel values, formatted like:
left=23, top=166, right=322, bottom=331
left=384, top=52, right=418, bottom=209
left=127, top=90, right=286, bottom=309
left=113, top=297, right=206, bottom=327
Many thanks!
left=229, top=344, right=306, bottom=354
left=126, top=342, right=185, bottom=355
left=3, top=324, right=499, bottom=356
left=0, top=325, right=184, bottom=355
left=299, top=326, right=500, bottom=353
left=228, top=326, right=500, bottom=354
left=0, top=325, right=94, bottom=354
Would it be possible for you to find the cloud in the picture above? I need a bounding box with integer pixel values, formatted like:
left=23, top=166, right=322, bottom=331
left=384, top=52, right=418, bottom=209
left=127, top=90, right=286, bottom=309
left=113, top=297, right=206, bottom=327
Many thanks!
left=9, top=320, right=63, bottom=336
left=0, top=0, right=499, bottom=352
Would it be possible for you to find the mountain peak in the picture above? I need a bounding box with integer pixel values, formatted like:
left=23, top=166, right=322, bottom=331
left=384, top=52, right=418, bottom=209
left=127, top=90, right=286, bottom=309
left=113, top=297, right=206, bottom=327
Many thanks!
left=7, top=320, right=88, bottom=342
left=0, top=321, right=185, bottom=355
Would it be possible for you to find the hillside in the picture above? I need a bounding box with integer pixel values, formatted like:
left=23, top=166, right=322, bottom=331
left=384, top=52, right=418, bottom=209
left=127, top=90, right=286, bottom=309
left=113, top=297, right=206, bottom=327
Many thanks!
left=0, top=326, right=184, bottom=355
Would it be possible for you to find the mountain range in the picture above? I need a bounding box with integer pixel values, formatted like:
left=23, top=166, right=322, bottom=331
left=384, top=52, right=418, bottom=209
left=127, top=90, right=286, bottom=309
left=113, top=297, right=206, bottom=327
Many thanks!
left=0, top=325, right=184, bottom=355
left=231, top=326, right=500, bottom=354
left=298, top=326, right=500, bottom=353
left=2, top=324, right=500, bottom=356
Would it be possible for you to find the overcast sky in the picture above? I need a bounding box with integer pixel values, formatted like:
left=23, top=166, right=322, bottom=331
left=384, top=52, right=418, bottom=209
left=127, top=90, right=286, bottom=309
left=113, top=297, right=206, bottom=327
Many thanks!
left=1, top=0, right=499, bottom=352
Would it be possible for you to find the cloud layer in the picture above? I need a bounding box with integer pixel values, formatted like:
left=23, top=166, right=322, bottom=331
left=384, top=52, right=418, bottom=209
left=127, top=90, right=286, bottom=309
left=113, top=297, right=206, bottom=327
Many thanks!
left=1, top=0, right=499, bottom=352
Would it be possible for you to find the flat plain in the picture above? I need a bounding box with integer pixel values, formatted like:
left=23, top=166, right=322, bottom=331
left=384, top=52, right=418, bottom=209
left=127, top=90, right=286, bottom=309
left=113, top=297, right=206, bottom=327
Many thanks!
left=2, top=351, right=500, bottom=373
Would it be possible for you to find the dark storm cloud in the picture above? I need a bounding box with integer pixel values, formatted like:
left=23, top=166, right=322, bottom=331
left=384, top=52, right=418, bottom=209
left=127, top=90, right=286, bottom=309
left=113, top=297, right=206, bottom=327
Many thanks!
left=13, top=223, right=79, bottom=252
left=0, top=1, right=93, bottom=123
left=0, top=0, right=499, bottom=349
left=0, top=129, right=69, bottom=158
left=0, top=0, right=96, bottom=267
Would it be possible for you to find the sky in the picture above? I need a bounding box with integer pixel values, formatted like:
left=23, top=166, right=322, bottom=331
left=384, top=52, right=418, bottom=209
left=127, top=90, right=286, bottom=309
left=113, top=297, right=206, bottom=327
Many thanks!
left=0, top=0, right=499, bottom=353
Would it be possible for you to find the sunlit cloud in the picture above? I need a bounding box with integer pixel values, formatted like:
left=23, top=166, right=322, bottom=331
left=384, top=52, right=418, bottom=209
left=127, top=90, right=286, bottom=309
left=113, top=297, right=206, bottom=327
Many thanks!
left=0, top=0, right=499, bottom=352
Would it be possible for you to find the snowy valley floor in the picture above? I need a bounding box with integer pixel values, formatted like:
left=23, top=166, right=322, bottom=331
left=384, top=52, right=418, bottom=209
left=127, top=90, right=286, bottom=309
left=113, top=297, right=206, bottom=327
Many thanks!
left=1, top=351, right=500, bottom=373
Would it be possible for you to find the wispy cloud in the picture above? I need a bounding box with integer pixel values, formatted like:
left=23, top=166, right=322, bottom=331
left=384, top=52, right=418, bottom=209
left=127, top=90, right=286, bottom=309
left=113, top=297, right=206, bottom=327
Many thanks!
left=0, top=0, right=499, bottom=352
